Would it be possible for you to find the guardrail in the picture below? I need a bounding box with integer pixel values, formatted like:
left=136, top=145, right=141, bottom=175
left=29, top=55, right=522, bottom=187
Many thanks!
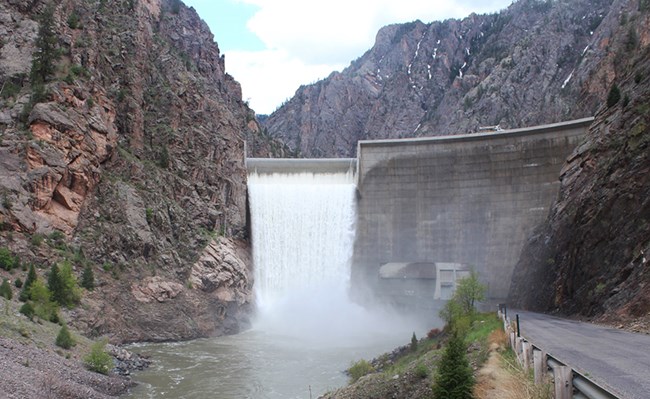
left=497, top=308, right=619, bottom=399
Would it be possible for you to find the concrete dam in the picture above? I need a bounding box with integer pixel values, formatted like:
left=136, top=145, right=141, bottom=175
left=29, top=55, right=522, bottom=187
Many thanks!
left=246, top=117, right=593, bottom=309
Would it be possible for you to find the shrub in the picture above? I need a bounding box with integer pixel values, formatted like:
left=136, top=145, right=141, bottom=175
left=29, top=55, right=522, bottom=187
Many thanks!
left=84, top=340, right=113, bottom=374
left=607, top=84, right=621, bottom=108
left=30, top=234, right=44, bottom=247
left=67, top=12, right=80, bottom=29
left=145, top=207, right=154, bottom=224
left=427, top=328, right=442, bottom=339
left=432, top=332, right=474, bottom=399
left=0, top=278, right=12, bottom=300
left=348, top=359, right=374, bottom=383
left=414, top=363, right=429, bottom=379
left=19, top=302, right=35, bottom=320
left=29, top=279, right=59, bottom=321
left=14, top=277, right=23, bottom=288
left=0, top=247, right=14, bottom=271
left=55, top=324, right=75, bottom=349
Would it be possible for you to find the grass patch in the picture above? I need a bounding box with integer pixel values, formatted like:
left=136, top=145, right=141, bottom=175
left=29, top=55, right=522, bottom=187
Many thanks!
left=465, top=313, right=502, bottom=344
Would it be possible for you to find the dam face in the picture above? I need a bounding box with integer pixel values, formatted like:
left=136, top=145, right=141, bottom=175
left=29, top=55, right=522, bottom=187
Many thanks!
left=352, top=118, right=592, bottom=303
left=246, top=117, right=592, bottom=309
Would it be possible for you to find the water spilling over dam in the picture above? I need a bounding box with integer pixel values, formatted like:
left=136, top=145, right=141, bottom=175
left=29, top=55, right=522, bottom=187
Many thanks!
left=246, top=159, right=423, bottom=342
left=247, top=166, right=358, bottom=339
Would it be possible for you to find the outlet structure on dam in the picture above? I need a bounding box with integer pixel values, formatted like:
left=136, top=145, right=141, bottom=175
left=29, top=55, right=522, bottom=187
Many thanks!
left=352, top=117, right=593, bottom=304
left=246, top=117, right=594, bottom=308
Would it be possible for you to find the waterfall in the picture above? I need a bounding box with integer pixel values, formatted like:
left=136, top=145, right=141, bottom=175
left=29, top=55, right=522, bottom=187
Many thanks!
left=248, top=170, right=356, bottom=309
left=247, top=167, right=428, bottom=344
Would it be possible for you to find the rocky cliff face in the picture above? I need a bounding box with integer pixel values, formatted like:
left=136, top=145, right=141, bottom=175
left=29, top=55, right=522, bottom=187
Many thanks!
left=263, top=0, right=631, bottom=157
left=0, top=0, right=269, bottom=342
left=508, top=4, right=650, bottom=327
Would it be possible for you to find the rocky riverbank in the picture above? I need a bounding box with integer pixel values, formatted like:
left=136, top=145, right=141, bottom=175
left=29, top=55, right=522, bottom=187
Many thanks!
left=0, top=337, right=133, bottom=398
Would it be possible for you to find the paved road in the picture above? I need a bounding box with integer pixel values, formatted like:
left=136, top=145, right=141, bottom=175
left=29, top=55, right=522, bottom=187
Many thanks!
left=513, top=311, right=650, bottom=399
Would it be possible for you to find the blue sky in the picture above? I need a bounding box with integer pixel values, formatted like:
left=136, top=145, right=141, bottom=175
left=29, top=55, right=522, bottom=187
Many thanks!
left=183, top=0, right=513, bottom=114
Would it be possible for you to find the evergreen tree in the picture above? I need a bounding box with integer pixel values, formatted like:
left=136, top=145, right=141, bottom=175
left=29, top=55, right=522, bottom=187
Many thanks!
left=81, top=264, right=95, bottom=291
left=410, top=332, right=418, bottom=352
left=48, top=264, right=63, bottom=304
left=30, top=5, right=59, bottom=85
left=48, top=262, right=81, bottom=307
left=19, top=264, right=37, bottom=302
left=55, top=324, right=75, bottom=349
left=432, top=332, right=475, bottom=399
left=59, top=261, right=81, bottom=306
left=0, top=278, right=12, bottom=300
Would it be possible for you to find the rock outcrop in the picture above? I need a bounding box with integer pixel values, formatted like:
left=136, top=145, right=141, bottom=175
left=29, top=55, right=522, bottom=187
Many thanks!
left=263, top=0, right=632, bottom=157
left=508, top=5, right=650, bottom=324
left=0, top=0, right=268, bottom=342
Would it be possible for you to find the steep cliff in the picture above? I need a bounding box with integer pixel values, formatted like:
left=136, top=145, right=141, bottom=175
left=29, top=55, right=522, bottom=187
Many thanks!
left=508, top=4, right=650, bottom=327
left=0, top=0, right=270, bottom=342
left=263, top=0, right=632, bottom=157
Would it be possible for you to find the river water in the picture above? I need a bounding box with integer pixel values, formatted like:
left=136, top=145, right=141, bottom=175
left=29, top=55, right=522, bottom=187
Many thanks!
left=126, top=322, right=424, bottom=399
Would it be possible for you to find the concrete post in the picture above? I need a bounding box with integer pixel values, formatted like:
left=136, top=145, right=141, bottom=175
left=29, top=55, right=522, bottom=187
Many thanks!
left=553, top=366, right=572, bottom=399
left=533, top=349, right=546, bottom=385
left=522, top=341, right=533, bottom=371
left=509, top=331, right=516, bottom=351
left=516, top=337, right=525, bottom=365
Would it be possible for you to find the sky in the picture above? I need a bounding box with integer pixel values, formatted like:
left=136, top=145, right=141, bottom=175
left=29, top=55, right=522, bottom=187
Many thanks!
left=183, top=0, right=513, bottom=115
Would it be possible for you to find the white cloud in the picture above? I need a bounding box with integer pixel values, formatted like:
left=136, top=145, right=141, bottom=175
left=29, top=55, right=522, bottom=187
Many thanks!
left=225, top=0, right=513, bottom=113
left=226, top=49, right=346, bottom=115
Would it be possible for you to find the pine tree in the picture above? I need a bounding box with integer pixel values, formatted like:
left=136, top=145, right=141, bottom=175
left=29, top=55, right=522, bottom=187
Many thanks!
left=432, top=333, right=475, bottom=399
left=0, top=278, right=12, bottom=300
left=81, top=264, right=95, bottom=291
left=55, top=324, right=75, bottom=349
left=48, top=264, right=63, bottom=304
left=410, top=332, right=418, bottom=352
left=30, top=5, right=59, bottom=85
left=20, top=264, right=37, bottom=302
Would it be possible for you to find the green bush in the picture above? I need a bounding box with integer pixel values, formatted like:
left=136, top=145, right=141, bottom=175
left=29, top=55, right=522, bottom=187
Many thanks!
left=84, top=340, right=113, bottom=374
left=30, top=234, right=44, bottom=247
left=0, top=81, right=21, bottom=99
left=0, top=278, right=12, bottom=300
left=348, top=359, right=374, bottom=383
left=607, top=84, right=621, bottom=108
left=55, top=324, right=75, bottom=349
left=14, top=277, right=23, bottom=288
left=67, top=12, right=80, bottom=29
left=0, top=247, right=15, bottom=271
left=19, top=302, right=35, bottom=320
left=29, top=279, right=59, bottom=321
left=414, top=363, right=429, bottom=379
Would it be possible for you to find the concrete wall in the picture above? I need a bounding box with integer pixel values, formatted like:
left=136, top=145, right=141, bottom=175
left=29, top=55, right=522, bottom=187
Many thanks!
left=352, top=118, right=593, bottom=301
